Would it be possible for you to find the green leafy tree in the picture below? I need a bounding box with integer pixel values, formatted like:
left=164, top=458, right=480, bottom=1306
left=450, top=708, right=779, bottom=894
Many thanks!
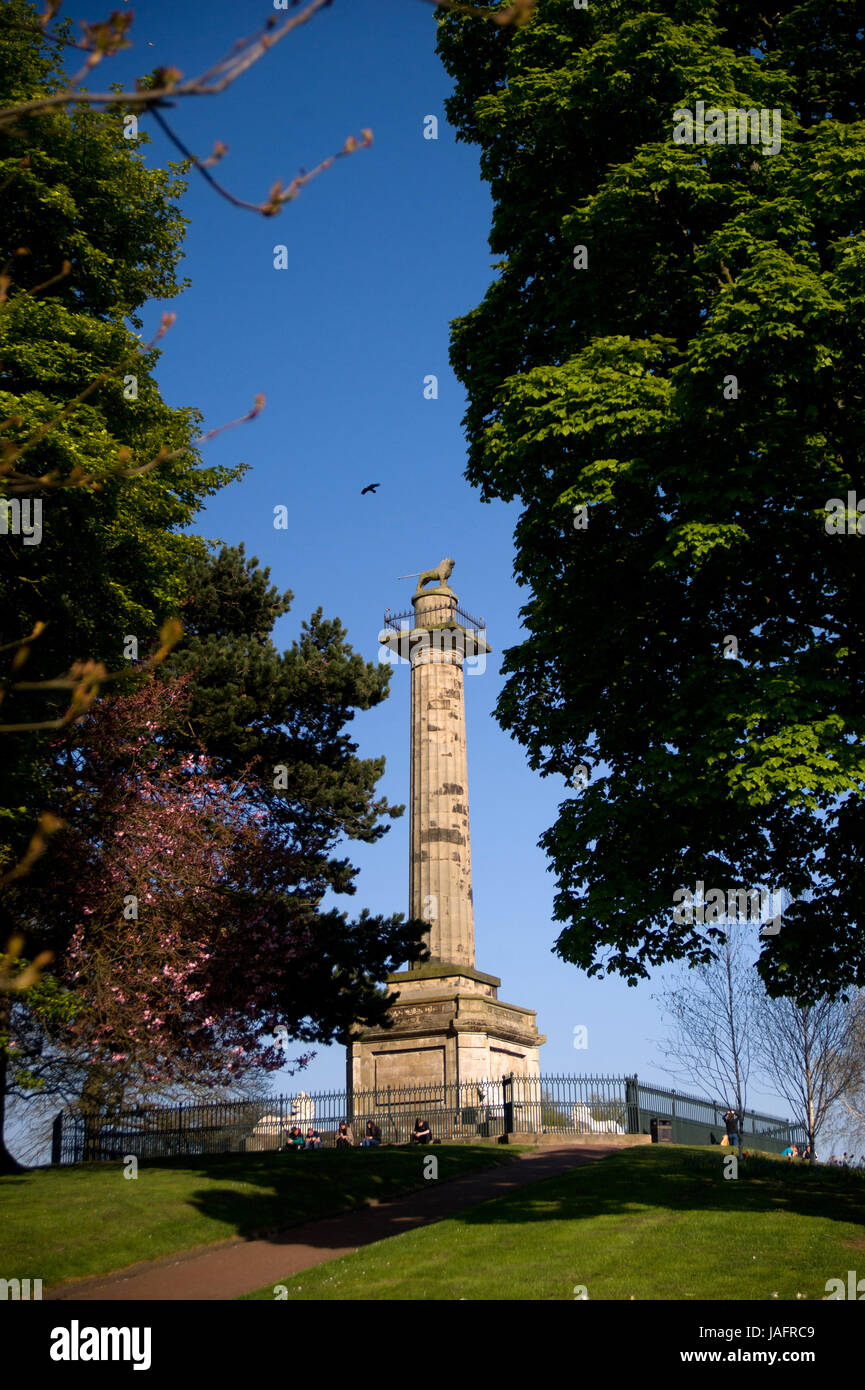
left=436, top=0, right=864, bottom=1000
left=6, top=662, right=424, bottom=1127
left=0, top=0, right=242, bottom=828
left=3, top=542, right=424, bottom=1137
left=165, top=546, right=419, bottom=1013
left=166, top=544, right=398, bottom=868
left=0, top=2, right=241, bottom=1170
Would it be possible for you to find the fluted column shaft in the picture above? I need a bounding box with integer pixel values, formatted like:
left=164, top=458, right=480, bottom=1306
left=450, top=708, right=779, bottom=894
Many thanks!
left=409, top=590, right=475, bottom=968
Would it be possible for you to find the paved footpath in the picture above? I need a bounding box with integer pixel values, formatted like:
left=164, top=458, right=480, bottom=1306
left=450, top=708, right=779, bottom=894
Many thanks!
left=48, top=1143, right=617, bottom=1301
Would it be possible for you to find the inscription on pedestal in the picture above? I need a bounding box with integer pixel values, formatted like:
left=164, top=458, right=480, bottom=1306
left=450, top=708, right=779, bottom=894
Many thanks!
left=397, top=1003, right=447, bottom=1019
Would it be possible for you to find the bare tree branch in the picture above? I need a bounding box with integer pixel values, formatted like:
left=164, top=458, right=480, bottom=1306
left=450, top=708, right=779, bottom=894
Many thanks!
left=1, top=312, right=177, bottom=485
left=1, top=307, right=265, bottom=493
left=0, top=0, right=334, bottom=125
left=0, top=1, right=536, bottom=123
left=754, top=993, right=861, bottom=1160
left=0, top=619, right=183, bottom=734
left=1, top=812, right=64, bottom=995
left=0, top=1, right=535, bottom=219
left=148, top=106, right=373, bottom=217
left=653, top=925, right=760, bottom=1140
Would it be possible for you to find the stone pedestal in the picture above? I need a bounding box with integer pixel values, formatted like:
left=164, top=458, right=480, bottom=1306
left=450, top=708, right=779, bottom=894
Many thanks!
left=348, top=963, right=543, bottom=1094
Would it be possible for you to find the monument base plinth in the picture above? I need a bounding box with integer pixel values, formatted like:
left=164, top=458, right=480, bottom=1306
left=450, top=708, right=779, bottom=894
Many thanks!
left=347, top=965, right=545, bottom=1095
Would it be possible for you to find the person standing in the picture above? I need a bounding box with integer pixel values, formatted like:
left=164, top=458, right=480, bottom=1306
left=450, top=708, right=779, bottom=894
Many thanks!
left=724, top=1110, right=739, bottom=1148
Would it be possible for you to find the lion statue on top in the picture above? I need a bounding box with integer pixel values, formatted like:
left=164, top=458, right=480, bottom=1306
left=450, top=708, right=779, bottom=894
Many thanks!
left=414, top=557, right=455, bottom=595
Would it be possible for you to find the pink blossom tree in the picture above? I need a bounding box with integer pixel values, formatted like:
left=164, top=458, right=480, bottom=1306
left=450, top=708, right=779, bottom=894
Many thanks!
left=11, top=675, right=423, bottom=1116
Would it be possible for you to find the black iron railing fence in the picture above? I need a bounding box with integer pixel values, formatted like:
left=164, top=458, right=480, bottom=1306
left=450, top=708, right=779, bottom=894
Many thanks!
left=632, top=1079, right=805, bottom=1149
left=383, top=605, right=486, bottom=639
left=50, top=1074, right=805, bottom=1164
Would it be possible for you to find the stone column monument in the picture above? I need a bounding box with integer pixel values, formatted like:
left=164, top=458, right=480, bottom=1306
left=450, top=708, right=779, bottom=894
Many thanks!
left=409, top=561, right=476, bottom=968
left=347, top=558, right=544, bottom=1101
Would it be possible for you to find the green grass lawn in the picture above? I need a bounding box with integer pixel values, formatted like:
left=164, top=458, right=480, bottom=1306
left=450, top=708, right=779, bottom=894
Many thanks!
left=242, top=1147, right=865, bottom=1301
left=0, top=1144, right=520, bottom=1289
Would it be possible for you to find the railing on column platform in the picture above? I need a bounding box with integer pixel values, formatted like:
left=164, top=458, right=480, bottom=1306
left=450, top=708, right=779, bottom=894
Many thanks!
left=383, top=605, right=486, bottom=640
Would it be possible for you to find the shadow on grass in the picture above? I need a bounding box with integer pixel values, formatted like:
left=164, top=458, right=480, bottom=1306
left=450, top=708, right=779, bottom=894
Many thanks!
left=452, top=1147, right=865, bottom=1235
left=181, top=1144, right=525, bottom=1248
left=183, top=1146, right=865, bottom=1259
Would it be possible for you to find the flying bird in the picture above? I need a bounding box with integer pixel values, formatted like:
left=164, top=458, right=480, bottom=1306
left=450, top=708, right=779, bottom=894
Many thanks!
left=361, top=483, right=380, bottom=495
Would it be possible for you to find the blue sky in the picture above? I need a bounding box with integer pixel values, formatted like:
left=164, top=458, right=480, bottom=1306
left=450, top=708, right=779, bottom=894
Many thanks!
left=43, top=0, right=800, bottom=1117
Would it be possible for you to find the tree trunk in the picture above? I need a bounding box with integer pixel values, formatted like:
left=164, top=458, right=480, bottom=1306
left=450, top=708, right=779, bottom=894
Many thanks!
left=78, top=1065, right=126, bottom=1161
left=803, top=1021, right=817, bottom=1164
left=0, top=991, right=25, bottom=1173
left=80, top=1066, right=106, bottom=1161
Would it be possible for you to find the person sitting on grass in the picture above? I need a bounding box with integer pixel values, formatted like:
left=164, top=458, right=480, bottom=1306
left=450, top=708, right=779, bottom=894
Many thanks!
left=410, top=1117, right=432, bottom=1145
left=361, top=1121, right=381, bottom=1148
left=304, top=1127, right=322, bottom=1150
left=283, top=1126, right=304, bottom=1151
left=336, top=1121, right=354, bottom=1149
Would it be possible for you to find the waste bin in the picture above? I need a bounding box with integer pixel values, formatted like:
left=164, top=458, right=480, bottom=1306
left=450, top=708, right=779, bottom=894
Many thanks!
left=650, top=1117, right=673, bottom=1143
